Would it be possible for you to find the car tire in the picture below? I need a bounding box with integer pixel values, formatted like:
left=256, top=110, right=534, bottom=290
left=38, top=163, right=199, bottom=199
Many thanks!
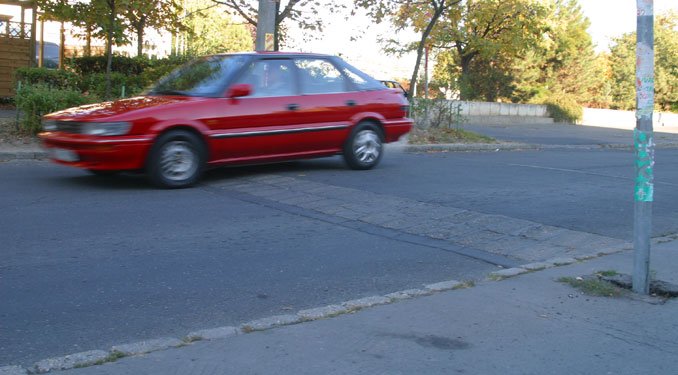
left=343, top=122, right=384, bottom=170
left=147, top=130, right=205, bottom=188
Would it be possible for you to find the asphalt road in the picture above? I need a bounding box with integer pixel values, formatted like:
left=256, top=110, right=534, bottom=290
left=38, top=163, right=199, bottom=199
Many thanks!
left=2, top=123, right=678, bottom=367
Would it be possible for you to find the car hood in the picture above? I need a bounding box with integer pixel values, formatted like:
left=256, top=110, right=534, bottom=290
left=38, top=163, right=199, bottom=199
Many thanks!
left=44, top=95, right=198, bottom=121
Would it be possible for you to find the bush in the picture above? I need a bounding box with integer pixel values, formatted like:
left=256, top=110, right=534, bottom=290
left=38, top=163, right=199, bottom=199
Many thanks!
left=543, top=94, right=583, bottom=123
left=68, top=55, right=191, bottom=97
left=411, top=98, right=466, bottom=129
left=80, top=72, right=144, bottom=99
left=15, top=84, right=95, bottom=134
left=66, top=55, right=150, bottom=76
left=140, top=59, right=186, bottom=86
left=14, top=67, right=80, bottom=90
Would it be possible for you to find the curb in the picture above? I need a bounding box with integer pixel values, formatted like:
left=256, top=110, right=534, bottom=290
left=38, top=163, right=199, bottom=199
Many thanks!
left=1, top=242, right=641, bottom=374
left=3, top=142, right=678, bottom=162
left=0, top=151, right=48, bottom=161
left=404, top=142, right=678, bottom=153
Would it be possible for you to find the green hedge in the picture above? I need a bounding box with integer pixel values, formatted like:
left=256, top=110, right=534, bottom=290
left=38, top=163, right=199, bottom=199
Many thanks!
left=12, top=55, right=193, bottom=132
left=66, top=55, right=150, bottom=76
left=67, top=55, right=189, bottom=98
left=14, top=67, right=80, bottom=90
left=79, top=72, right=146, bottom=99
left=15, top=84, right=96, bottom=134
left=543, top=94, right=583, bottom=123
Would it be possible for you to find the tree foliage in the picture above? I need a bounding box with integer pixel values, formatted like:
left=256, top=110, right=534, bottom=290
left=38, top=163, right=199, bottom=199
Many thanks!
left=123, top=0, right=185, bottom=57
left=430, top=0, right=549, bottom=101
left=356, top=0, right=461, bottom=99
left=211, top=0, right=346, bottom=50
left=609, top=11, right=678, bottom=112
left=182, top=0, right=253, bottom=56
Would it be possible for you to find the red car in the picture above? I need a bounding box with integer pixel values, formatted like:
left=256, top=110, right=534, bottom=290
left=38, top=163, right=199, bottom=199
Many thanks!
left=39, top=52, right=412, bottom=188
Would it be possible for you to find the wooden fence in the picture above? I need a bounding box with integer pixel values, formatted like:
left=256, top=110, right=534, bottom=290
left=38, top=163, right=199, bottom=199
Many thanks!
left=0, top=35, right=31, bottom=97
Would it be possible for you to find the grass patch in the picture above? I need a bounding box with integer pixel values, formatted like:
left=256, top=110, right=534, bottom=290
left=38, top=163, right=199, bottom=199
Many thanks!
left=408, top=127, right=496, bottom=145
left=597, top=270, right=619, bottom=277
left=183, top=335, right=203, bottom=343
left=558, top=277, right=625, bottom=297
left=453, top=280, right=476, bottom=289
left=74, top=351, right=126, bottom=368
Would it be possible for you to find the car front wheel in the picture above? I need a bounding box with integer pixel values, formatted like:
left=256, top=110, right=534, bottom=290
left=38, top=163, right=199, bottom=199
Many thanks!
left=147, top=130, right=205, bottom=188
left=343, top=122, right=383, bottom=170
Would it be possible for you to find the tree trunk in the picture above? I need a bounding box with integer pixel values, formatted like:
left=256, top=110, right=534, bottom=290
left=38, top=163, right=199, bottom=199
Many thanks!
left=408, top=1, right=449, bottom=99
left=105, top=0, right=115, bottom=99
left=274, top=2, right=280, bottom=51
left=136, top=18, right=146, bottom=57
left=85, top=28, right=91, bottom=56
left=458, top=52, right=476, bottom=101
left=137, top=26, right=144, bottom=57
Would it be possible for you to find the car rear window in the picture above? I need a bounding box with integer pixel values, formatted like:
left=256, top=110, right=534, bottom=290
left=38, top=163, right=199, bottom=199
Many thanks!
left=294, top=58, right=348, bottom=94
left=337, top=60, right=385, bottom=91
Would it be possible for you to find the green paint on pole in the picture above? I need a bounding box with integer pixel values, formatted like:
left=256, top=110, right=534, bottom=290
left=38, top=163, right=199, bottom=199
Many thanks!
left=634, top=129, right=654, bottom=202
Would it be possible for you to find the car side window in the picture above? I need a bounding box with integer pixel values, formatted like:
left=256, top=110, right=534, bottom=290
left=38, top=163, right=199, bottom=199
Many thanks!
left=233, top=60, right=296, bottom=97
left=294, top=58, right=348, bottom=95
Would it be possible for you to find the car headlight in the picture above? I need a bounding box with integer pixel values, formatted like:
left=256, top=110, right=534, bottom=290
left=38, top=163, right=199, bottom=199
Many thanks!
left=82, top=122, right=132, bottom=136
left=42, top=120, right=57, bottom=131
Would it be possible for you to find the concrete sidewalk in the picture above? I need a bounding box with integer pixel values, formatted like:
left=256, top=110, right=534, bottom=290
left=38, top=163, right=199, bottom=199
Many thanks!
left=8, top=240, right=669, bottom=375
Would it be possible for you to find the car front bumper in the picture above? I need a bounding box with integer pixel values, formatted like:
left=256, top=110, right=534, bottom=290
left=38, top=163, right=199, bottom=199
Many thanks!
left=39, top=132, right=153, bottom=171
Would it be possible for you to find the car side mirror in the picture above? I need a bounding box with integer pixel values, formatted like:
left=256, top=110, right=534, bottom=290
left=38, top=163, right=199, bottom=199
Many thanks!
left=226, top=84, right=252, bottom=98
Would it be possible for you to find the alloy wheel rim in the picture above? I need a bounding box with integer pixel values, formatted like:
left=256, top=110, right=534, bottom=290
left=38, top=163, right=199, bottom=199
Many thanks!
left=353, top=130, right=382, bottom=164
left=159, top=141, right=198, bottom=181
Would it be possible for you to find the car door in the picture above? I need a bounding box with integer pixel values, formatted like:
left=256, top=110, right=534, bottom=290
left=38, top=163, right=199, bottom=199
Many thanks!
left=290, top=57, right=362, bottom=153
left=207, top=58, right=310, bottom=163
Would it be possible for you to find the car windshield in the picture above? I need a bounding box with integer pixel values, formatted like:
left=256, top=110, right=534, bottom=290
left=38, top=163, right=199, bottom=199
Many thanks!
left=149, top=55, right=249, bottom=97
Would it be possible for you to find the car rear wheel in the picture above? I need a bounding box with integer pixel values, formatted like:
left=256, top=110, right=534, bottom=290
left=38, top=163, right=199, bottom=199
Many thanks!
left=343, top=122, right=383, bottom=170
left=147, top=130, right=205, bottom=188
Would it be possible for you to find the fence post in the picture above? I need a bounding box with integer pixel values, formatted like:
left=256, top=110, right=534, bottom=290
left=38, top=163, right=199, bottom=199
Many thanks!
left=15, top=81, right=22, bottom=131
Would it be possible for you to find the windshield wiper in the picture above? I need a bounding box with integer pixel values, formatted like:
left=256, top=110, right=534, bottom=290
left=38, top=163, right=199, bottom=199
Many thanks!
left=150, top=89, right=190, bottom=96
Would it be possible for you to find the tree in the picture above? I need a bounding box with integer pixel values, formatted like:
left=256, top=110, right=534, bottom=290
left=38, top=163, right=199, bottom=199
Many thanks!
left=123, top=0, right=185, bottom=57
left=37, top=0, right=129, bottom=98
left=609, top=11, right=678, bottom=112
left=211, top=0, right=346, bottom=51
left=531, top=0, right=604, bottom=106
left=430, top=0, right=548, bottom=100
left=182, top=0, right=254, bottom=56
left=71, top=2, right=103, bottom=56
left=356, top=0, right=460, bottom=99
left=97, top=0, right=130, bottom=98
left=428, top=0, right=608, bottom=105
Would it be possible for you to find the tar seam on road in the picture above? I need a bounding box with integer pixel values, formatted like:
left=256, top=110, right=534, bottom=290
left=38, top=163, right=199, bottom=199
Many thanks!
left=200, top=184, right=521, bottom=268
left=508, top=163, right=678, bottom=187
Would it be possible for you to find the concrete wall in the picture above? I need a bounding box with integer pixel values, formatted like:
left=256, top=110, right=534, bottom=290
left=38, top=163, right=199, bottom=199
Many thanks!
left=415, top=99, right=678, bottom=132
left=581, top=108, right=678, bottom=134
left=455, top=101, right=548, bottom=117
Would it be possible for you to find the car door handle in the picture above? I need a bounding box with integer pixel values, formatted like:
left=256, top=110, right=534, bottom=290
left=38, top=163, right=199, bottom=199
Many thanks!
left=287, top=103, right=299, bottom=111
left=346, top=100, right=356, bottom=107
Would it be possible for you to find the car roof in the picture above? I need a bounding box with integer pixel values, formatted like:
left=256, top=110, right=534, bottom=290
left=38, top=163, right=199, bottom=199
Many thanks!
left=215, top=51, right=335, bottom=59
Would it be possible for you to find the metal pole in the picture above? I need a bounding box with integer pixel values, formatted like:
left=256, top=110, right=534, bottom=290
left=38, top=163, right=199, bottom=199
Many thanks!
left=255, top=0, right=276, bottom=51
left=633, top=0, right=654, bottom=295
